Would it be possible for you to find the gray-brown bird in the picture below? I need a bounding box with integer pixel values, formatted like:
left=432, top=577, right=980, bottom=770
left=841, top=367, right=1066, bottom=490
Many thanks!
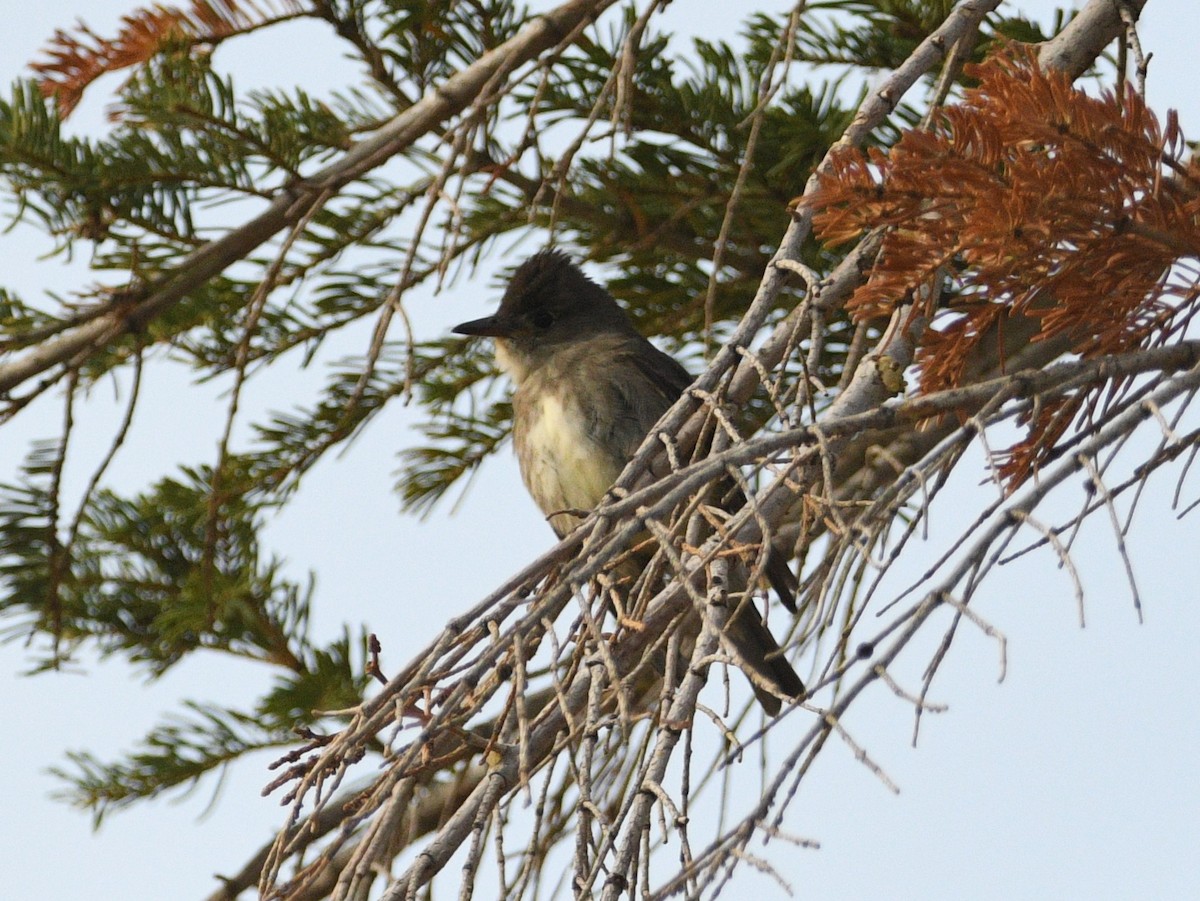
left=454, top=249, right=804, bottom=714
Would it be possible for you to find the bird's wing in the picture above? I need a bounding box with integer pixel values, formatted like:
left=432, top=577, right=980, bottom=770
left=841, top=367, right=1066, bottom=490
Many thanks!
left=590, top=338, right=692, bottom=463
left=625, top=340, right=799, bottom=610
left=599, top=335, right=803, bottom=697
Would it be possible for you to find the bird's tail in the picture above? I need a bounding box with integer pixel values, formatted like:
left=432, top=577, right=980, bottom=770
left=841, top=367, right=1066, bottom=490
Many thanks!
left=724, top=593, right=806, bottom=716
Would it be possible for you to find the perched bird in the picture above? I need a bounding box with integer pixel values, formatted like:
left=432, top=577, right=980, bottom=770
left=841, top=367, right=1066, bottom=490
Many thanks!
left=453, top=249, right=804, bottom=714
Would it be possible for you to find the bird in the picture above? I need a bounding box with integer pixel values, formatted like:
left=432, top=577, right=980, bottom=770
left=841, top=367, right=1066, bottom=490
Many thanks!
left=453, top=249, right=804, bottom=714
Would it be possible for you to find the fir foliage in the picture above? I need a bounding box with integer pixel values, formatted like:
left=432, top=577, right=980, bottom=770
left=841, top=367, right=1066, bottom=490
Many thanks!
left=811, top=45, right=1200, bottom=482
left=0, top=0, right=1060, bottom=847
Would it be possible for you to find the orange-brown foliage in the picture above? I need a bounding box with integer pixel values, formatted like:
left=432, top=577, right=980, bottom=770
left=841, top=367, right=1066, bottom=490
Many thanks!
left=31, top=0, right=304, bottom=117
left=811, top=45, right=1200, bottom=484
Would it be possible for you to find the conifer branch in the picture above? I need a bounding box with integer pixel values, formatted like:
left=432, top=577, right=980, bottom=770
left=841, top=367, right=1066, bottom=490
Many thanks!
left=0, top=0, right=618, bottom=398
left=33, top=0, right=308, bottom=116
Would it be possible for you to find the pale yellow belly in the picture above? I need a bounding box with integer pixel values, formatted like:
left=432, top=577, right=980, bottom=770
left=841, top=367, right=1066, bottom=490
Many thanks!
left=517, top=392, right=622, bottom=537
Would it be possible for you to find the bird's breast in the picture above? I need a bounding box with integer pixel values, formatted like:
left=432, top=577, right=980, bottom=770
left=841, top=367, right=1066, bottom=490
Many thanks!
left=514, top=388, right=623, bottom=538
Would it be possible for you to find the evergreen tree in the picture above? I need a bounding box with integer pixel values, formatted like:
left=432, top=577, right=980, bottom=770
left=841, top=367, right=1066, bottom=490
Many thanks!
left=4, top=1, right=1193, bottom=898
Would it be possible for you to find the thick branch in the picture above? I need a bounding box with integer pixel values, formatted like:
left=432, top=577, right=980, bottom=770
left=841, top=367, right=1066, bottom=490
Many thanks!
left=222, top=2, right=1163, bottom=896
left=1038, top=0, right=1148, bottom=77
left=0, top=0, right=617, bottom=397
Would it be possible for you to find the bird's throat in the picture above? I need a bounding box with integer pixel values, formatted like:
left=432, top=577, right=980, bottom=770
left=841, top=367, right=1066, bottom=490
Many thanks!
left=493, top=338, right=530, bottom=384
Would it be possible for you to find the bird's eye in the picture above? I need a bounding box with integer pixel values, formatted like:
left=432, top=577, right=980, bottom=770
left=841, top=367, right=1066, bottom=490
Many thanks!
left=531, top=309, right=554, bottom=329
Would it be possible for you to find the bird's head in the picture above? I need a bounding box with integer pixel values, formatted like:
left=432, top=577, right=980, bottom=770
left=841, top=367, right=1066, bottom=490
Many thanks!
left=453, top=250, right=634, bottom=380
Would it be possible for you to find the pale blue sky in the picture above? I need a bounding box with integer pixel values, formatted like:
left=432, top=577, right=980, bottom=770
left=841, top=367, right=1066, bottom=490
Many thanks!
left=2, top=2, right=1198, bottom=899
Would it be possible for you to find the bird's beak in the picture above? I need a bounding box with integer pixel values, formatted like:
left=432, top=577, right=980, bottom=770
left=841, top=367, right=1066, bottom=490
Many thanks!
left=452, top=313, right=517, bottom=338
